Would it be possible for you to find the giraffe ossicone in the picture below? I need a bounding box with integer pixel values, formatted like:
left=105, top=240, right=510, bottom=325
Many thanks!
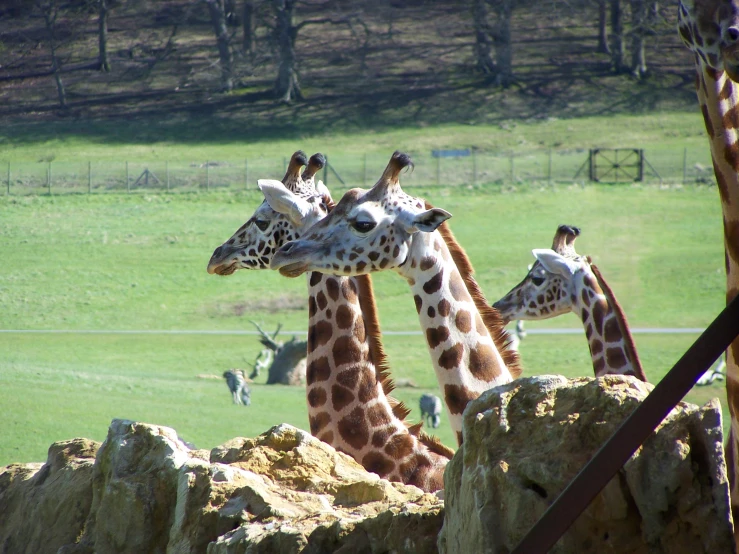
left=493, top=224, right=647, bottom=382
left=271, top=151, right=522, bottom=445
left=207, top=151, right=452, bottom=492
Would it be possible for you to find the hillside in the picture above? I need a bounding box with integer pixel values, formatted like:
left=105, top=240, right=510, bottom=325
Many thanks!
left=0, top=0, right=699, bottom=143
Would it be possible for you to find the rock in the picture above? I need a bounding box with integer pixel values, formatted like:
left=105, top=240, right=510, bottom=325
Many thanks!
left=0, top=438, right=99, bottom=554
left=1, top=419, right=443, bottom=554
left=438, top=375, right=735, bottom=554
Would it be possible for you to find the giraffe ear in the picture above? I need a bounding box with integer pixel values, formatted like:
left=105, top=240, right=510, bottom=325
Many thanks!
left=259, top=179, right=313, bottom=222
left=532, top=249, right=580, bottom=276
left=407, top=208, right=452, bottom=233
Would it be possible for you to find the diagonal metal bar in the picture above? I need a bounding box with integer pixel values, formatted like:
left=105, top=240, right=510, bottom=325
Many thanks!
left=512, top=294, right=739, bottom=554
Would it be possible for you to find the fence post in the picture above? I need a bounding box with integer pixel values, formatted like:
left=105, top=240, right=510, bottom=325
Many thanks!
left=48, top=161, right=51, bottom=195
left=548, top=148, right=553, bottom=184
left=683, top=147, right=688, bottom=185
left=166, top=161, right=170, bottom=192
left=472, top=151, right=477, bottom=185
left=88, top=161, right=91, bottom=194
left=245, top=159, right=249, bottom=190
left=126, top=161, right=130, bottom=193
left=6, top=162, right=9, bottom=195
left=206, top=161, right=210, bottom=191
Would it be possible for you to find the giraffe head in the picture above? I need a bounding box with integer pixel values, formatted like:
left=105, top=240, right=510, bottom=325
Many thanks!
left=207, top=151, right=331, bottom=275
left=270, top=151, right=451, bottom=278
left=492, top=225, right=590, bottom=323
left=679, top=0, right=739, bottom=80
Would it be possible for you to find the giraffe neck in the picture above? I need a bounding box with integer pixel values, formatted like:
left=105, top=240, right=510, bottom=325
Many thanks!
left=397, top=231, right=514, bottom=445
left=304, top=271, right=451, bottom=490
left=695, top=61, right=739, bottom=515
left=570, top=262, right=647, bottom=381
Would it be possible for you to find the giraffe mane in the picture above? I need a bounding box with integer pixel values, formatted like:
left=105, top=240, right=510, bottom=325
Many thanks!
left=417, top=429, right=456, bottom=459
left=588, top=259, right=646, bottom=380
left=354, top=273, right=412, bottom=422
left=427, top=201, right=523, bottom=379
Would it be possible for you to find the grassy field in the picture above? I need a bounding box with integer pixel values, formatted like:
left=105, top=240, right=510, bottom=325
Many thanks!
left=0, top=163, right=729, bottom=466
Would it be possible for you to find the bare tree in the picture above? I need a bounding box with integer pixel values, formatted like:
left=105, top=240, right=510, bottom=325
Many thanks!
left=490, top=0, right=514, bottom=87
left=597, top=0, right=610, bottom=53
left=205, top=0, right=234, bottom=91
left=98, top=0, right=111, bottom=72
left=243, top=0, right=255, bottom=53
left=272, top=0, right=301, bottom=102
left=251, top=322, right=307, bottom=385
left=629, top=0, right=657, bottom=78
left=36, top=0, right=67, bottom=108
left=609, top=0, right=627, bottom=73
left=473, top=0, right=496, bottom=75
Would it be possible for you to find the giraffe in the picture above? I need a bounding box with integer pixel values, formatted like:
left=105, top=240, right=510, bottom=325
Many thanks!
left=207, top=151, right=452, bottom=491
left=492, top=224, right=648, bottom=382
left=678, top=0, right=739, bottom=538
left=271, top=151, right=522, bottom=445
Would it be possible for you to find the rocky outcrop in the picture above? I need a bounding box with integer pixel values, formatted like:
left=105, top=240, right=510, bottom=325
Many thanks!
left=0, top=420, right=442, bottom=554
left=439, top=375, right=735, bottom=554
left=1, top=376, right=733, bottom=554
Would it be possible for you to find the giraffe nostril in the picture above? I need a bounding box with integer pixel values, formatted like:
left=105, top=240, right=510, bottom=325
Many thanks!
left=281, top=242, right=295, bottom=253
left=728, top=26, right=739, bottom=42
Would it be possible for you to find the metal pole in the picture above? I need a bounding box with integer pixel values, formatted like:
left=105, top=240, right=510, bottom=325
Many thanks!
left=512, top=295, right=739, bottom=554
left=683, top=147, right=688, bottom=185
left=166, top=161, right=170, bottom=192
left=126, top=161, right=130, bottom=193
left=548, top=148, right=553, bottom=184
left=48, top=161, right=51, bottom=195
left=206, top=161, right=210, bottom=191
left=88, top=161, right=91, bottom=194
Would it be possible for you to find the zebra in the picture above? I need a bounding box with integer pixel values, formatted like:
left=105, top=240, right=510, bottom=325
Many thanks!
left=223, top=369, right=251, bottom=406
left=419, top=393, right=442, bottom=428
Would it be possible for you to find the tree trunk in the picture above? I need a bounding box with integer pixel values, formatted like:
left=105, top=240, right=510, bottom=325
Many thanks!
left=629, top=0, right=656, bottom=78
left=597, top=0, right=610, bottom=53
left=472, top=0, right=496, bottom=75
left=40, top=1, right=67, bottom=108
left=273, top=0, right=302, bottom=102
left=243, top=0, right=254, bottom=53
left=98, top=0, right=110, bottom=72
left=491, top=0, right=513, bottom=87
left=609, top=0, right=626, bottom=73
left=205, top=0, right=234, bottom=92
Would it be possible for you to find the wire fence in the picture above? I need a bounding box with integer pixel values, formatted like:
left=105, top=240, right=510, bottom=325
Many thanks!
left=0, top=147, right=717, bottom=196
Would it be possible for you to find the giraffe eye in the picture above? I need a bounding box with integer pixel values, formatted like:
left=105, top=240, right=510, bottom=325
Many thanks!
left=255, top=220, right=269, bottom=231
left=352, top=220, right=376, bottom=233
left=531, top=276, right=546, bottom=286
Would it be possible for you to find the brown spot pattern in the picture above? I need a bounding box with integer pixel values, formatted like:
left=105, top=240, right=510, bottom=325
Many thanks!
left=307, top=356, right=332, bottom=384
left=438, top=299, right=451, bottom=317
left=326, top=277, right=340, bottom=301
left=367, top=403, right=392, bottom=426
left=593, top=357, right=606, bottom=376
left=331, top=384, right=355, bottom=411
left=335, top=305, right=354, bottom=330
left=725, top=140, right=739, bottom=172
left=385, top=433, right=414, bottom=458
left=316, top=291, right=328, bottom=311
left=311, top=320, right=333, bottom=347
left=333, top=335, right=361, bottom=367
left=469, top=344, right=498, bottom=381
left=336, top=368, right=359, bottom=389
left=455, top=310, right=472, bottom=333
left=372, top=429, right=392, bottom=448
left=307, top=387, right=327, bottom=408
left=362, top=452, right=395, bottom=477
left=310, top=272, right=322, bottom=287
left=357, top=372, right=378, bottom=402
left=426, top=326, right=450, bottom=349
left=605, top=347, right=628, bottom=369
left=414, top=295, right=423, bottom=313
left=420, top=256, right=435, bottom=271
left=449, top=271, right=468, bottom=302
left=310, top=412, right=331, bottom=435
left=591, top=339, right=603, bottom=355
left=603, top=317, right=621, bottom=343
left=592, top=301, right=606, bottom=336
left=338, top=407, right=370, bottom=449
left=318, top=430, right=334, bottom=445
left=439, top=343, right=464, bottom=369
left=423, top=271, right=443, bottom=295
left=342, top=280, right=358, bottom=303
left=444, top=384, right=476, bottom=415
